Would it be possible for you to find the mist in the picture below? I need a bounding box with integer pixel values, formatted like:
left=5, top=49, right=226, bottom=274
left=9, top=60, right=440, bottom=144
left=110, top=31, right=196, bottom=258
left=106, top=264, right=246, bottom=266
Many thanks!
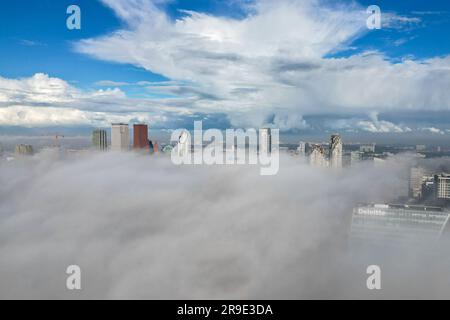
left=0, top=150, right=449, bottom=299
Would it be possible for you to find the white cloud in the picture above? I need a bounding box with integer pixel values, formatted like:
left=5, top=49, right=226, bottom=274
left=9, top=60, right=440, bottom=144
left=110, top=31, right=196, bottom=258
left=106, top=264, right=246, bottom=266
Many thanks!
left=69, top=0, right=450, bottom=130
left=422, top=127, right=446, bottom=135
left=94, top=80, right=131, bottom=87
left=326, top=112, right=412, bottom=133
left=2, top=151, right=449, bottom=299
left=0, top=74, right=184, bottom=127
left=1, top=0, right=449, bottom=132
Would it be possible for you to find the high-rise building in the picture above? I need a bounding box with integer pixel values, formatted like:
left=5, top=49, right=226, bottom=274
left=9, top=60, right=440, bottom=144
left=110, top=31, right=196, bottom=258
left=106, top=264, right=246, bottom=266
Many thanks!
left=297, top=141, right=306, bottom=156
left=259, top=128, right=272, bottom=154
left=133, top=124, right=149, bottom=149
left=92, top=129, right=108, bottom=151
left=422, top=176, right=435, bottom=200
left=178, top=131, right=190, bottom=157
left=351, top=204, right=450, bottom=247
left=309, top=144, right=328, bottom=167
left=15, top=144, right=33, bottom=156
left=416, top=145, right=427, bottom=152
left=360, top=143, right=376, bottom=153
left=350, top=151, right=363, bottom=166
left=435, top=174, right=450, bottom=200
left=111, top=123, right=129, bottom=151
left=410, top=167, right=427, bottom=199
left=329, top=134, right=343, bottom=168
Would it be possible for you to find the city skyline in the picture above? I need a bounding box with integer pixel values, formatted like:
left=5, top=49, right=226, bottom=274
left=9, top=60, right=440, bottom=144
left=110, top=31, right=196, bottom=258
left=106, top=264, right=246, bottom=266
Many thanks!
left=1, top=0, right=450, bottom=301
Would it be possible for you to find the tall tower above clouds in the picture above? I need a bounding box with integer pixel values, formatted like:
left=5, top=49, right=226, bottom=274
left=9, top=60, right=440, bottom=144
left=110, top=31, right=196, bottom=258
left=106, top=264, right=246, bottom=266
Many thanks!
left=330, top=134, right=343, bottom=168
left=259, top=128, right=272, bottom=155
left=133, top=124, right=149, bottom=149
left=309, top=144, right=328, bottom=167
left=111, top=123, right=129, bottom=151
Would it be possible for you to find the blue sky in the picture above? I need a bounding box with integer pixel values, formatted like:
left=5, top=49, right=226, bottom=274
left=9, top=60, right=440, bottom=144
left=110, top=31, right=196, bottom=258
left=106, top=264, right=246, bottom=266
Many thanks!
left=0, top=0, right=161, bottom=90
left=1, top=0, right=449, bottom=86
left=0, top=0, right=254, bottom=89
left=0, top=0, right=450, bottom=134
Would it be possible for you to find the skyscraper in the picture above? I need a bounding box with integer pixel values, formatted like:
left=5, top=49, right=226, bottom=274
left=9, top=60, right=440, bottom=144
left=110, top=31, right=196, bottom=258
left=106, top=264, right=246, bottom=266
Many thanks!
left=177, top=131, right=190, bottom=157
left=92, top=129, right=108, bottom=151
left=329, top=134, right=343, bottom=168
left=435, top=174, right=450, bottom=200
left=409, top=167, right=428, bottom=199
left=351, top=204, right=450, bottom=247
left=133, top=124, right=149, bottom=149
left=309, top=144, right=327, bottom=167
left=360, top=143, right=376, bottom=153
left=15, top=144, right=33, bottom=156
left=259, top=128, right=272, bottom=154
left=297, top=141, right=306, bottom=156
left=350, top=151, right=363, bottom=166
left=111, top=123, right=129, bottom=151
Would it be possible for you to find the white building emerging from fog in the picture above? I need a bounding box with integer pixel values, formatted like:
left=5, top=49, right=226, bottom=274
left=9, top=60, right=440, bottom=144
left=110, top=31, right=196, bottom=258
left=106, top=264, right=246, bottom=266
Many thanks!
left=259, top=128, right=272, bottom=155
left=111, top=123, right=129, bottom=151
left=177, top=131, right=190, bottom=157
left=360, top=143, right=376, bottom=153
left=309, top=144, right=328, bottom=167
left=329, top=134, right=342, bottom=168
left=351, top=204, right=450, bottom=247
left=297, top=141, right=306, bottom=156
left=15, top=144, right=34, bottom=156
left=409, top=167, right=429, bottom=199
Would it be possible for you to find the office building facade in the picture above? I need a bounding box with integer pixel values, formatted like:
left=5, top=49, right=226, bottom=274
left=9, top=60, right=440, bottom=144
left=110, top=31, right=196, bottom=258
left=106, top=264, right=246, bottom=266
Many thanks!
left=309, top=144, right=328, bottom=167
left=350, top=204, right=450, bottom=246
left=111, top=123, right=129, bottom=151
left=15, top=144, right=34, bottom=156
left=435, top=174, right=450, bottom=200
left=329, top=134, right=343, bottom=168
left=92, top=129, right=108, bottom=151
left=259, top=128, right=272, bottom=154
left=133, top=124, right=149, bottom=149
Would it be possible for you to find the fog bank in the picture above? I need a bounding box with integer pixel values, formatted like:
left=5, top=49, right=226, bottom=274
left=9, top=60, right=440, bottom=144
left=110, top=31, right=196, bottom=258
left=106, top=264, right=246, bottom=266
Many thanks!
left=0, top=151, right=449, bottom=299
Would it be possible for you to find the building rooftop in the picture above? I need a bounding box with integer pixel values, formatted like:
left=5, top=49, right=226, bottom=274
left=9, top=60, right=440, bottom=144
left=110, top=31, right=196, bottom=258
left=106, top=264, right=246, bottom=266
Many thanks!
left=361, top=203, right=447, bottom=212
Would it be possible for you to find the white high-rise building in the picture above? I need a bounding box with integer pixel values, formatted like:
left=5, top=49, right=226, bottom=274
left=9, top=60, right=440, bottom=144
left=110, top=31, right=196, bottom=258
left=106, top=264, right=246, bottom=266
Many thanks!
left=259, top=128, right=272, bottom=155
left=360, top=143, right=376, bottom=153
left=111, top=123, right=129, bottom=151
left=351, top=204, right=450, bottom=247
left=297, top=141, right=306, bottom=156
left=350, top=151, right=363, bottom=166
left=410, top=167, right=428, bottom=199
left=329, top=134, right=343, bottom=168
left=309, top=144, right=328, bottom=167
left=177, top=131, right=190, bottom=157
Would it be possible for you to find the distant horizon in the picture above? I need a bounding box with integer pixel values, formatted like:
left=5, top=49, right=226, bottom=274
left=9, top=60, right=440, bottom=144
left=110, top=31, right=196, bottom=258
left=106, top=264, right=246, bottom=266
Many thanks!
left=1, top=129, right=450, bottom=148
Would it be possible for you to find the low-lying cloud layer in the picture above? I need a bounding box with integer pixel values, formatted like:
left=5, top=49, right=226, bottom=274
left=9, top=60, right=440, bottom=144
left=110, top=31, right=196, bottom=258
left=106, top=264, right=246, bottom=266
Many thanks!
left=1, top=151, right=449, bottom=299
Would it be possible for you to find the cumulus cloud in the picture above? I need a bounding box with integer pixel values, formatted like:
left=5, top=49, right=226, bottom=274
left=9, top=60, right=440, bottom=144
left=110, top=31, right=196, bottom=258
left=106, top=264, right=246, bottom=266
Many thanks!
left=0, top=151, right=449, bottom=299
left=324, top=112, right=412, bottom=133
left=1, top=0, right=449, bottom=132
left=422, top=127, right=446, bottom=135
left=0, top=74, right=191, bottom=127
left=70, top=0, right=450, bottom=130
